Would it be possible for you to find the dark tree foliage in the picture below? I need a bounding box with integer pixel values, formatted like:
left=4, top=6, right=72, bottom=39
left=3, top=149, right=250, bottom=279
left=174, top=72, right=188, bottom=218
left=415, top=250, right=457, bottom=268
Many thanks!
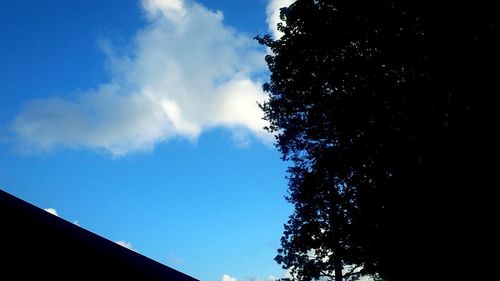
left=257, top=1, right=497, bottom=280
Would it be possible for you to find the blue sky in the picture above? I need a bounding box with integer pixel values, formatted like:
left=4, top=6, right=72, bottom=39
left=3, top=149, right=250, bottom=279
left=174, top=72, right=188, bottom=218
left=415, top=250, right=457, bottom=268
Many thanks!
left=0, top=1, right=296, bottom=281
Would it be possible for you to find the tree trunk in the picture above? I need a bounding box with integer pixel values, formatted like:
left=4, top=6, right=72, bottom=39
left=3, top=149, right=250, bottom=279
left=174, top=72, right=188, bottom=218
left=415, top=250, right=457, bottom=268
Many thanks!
left=327, top=115, right=343, bottom=281
left=329, top=175, right=343, bottom=281
left=331, top=202, right=343, bottom=281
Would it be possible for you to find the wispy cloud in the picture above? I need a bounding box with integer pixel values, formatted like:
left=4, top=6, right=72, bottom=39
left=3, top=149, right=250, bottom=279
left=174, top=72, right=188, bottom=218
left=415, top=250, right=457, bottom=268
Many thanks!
left=43, top=207, right=79, bottom=225
left=266, top=0, right=296, bottom=39
left=225, top=274, right=281, bottom=281
left=222, top=274, right=237, bottom=281
left=166, top=253, right=185, bottom=265
left=43, top=208, right=59, bottom=216
left=115, top=240, right=134, bottom=250
left=243, top=276, right=278, bottom=281
left=13, top=0, right=270, bottom=156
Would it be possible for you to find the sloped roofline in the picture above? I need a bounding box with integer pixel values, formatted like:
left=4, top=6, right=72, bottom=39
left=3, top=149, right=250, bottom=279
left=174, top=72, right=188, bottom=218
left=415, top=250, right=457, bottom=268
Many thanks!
left=0, top=189, right=199, bottom=281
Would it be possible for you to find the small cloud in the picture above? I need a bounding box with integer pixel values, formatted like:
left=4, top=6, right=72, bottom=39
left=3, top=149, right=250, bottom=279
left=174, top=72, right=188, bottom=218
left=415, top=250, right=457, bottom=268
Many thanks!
left=44, top=208, right=59, bottom=217
left=222, top=274, right=237, bottom=281
left=167, top=253, right=185, bottom=265
left=115, top=240, right=134, bottom=250
left=243, top=275, right=278, bottom=281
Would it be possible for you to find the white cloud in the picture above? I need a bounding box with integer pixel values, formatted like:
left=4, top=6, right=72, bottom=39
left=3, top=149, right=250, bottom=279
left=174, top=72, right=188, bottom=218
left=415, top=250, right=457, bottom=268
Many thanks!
left=166, top=253, right=185, bottom=265
left=283, top=268, right=295, bottom=280
left=357, top=276, right=376, bottom=281
left=13, top=0, right=271, bottom=156
left=266, top=0, right=296, bottom=39
left=115, top=240, right=134, bottom=250
left=222, top=274, right=237, bottom=281
left=280, top=264, right=375, bottom=281
left=142, top=0, right=187, bottom=22
left=43, top=207, right=80, bottom=226
left=229, top=274, right=280, bottom=281
left=266, top=276, right=277, bottom=281
left=243, top=276, right=278, bottom=281
left=44, top=208, right=59, bottom=217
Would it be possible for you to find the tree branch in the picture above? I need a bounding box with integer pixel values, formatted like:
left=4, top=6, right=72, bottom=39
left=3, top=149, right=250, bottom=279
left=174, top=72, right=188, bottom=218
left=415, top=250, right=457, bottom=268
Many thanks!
left=343, top=265, right=364, bottom=279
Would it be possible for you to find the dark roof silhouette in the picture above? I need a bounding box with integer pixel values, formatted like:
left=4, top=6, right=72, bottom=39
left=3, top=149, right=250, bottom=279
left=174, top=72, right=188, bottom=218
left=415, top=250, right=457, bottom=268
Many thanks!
left=0, top=189, right=199, bottom=281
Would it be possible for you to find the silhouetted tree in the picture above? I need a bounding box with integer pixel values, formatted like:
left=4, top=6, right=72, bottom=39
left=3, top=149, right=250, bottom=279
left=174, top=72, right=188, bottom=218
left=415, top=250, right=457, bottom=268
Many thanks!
left=258, top=1, right=497, bottom=280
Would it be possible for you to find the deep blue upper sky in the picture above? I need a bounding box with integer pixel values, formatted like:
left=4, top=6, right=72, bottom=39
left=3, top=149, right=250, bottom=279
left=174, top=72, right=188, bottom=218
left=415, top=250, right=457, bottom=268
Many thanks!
left=0, top=1, right=294, bottom=281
